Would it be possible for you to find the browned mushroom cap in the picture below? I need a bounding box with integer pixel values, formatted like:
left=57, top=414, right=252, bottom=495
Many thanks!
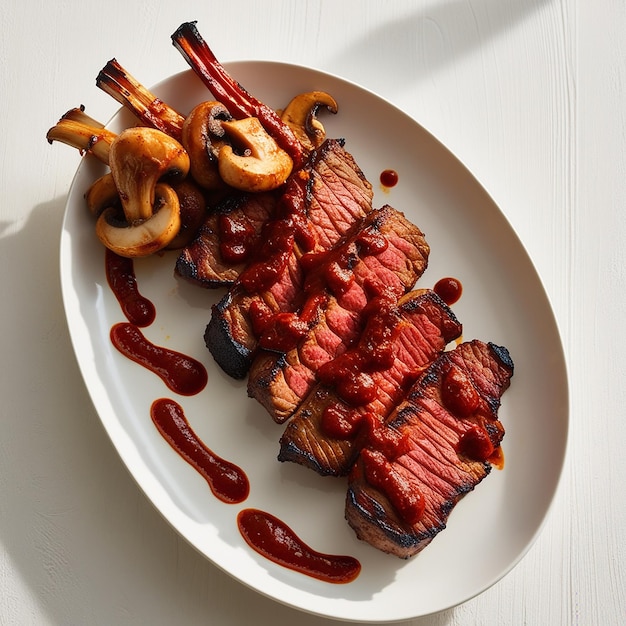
left=217, top=117, right=293, bottom=192
left=280, top=91, right=338, bottom=152
left=95, top=183, right=182, bottom=257
left=181, top=100, right=232, bottom=190
left=85, top=173, right=119, bottom=218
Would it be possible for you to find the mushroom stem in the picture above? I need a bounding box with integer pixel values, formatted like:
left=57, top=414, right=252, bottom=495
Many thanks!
left=96, top=59, right=186, bottom=141
left=46, top=106, right=116, bottom=163
left=171, top=21, right=304, bottom=168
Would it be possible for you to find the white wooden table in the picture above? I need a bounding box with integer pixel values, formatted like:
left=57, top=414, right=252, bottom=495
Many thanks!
left=1, top=1, right=623, bottom=623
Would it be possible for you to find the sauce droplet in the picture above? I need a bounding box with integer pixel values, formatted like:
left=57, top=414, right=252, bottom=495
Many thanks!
left=110, top=322, right=208, bottom=396
left=434, top=276, right=463, bottom=305
left=380, top=169, right=399, bottom=188
left=105, top=248, right=156, bottom=327
left=237, top=509, right=361, bottom=584
left=151, top=399, right=249, bottom=503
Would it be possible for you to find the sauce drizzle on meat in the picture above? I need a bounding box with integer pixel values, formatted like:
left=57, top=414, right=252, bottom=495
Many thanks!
left=237, top=508, right=361, bottom=583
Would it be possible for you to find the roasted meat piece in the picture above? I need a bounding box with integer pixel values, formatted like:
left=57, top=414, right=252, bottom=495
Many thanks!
left=277, top=290, right=462, bottom=476
left=247, top=205, right=431, bottom=422
left=175, top=191, right=278, bottom=288
left=345, top=339, right=514, bottom=558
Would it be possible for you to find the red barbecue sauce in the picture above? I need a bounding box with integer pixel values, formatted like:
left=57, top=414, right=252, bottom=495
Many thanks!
left=441, top=364, right=480, bottom=418
left=110, top=322, right=208, bottom=396
left=218, top=213, right=257, bottom=264
left=380, top=169, right=399, bottom=188
left=361, top=449, right=424, bottom=525
left=434, top=276, right=463, bottom=305
left=320, top=402, right=364, bottom=439
left=105, top=249, right=156, bottom=327
left=151, top=399, right=249, bottom=503
left=237, top=509, right=361, bottom=584
left=238, top=220, right=294, bottom=293
left=317, top=294, right=401, bottom=434
left=103, top=218, right=365, bottom=582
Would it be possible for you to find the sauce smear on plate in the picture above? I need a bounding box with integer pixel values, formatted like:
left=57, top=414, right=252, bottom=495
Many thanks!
left=151, top=398, right=250, bottom=503
left=434, top=276, right=463, bottom=305
left=105, top=249, right=156, bottom=327
left=110, top=322, right=208, bottom=396
left=237, top=508, right=361, bottom=583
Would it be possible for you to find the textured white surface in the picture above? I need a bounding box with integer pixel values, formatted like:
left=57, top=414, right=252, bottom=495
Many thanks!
left=1, top=0, right=624, bottom=624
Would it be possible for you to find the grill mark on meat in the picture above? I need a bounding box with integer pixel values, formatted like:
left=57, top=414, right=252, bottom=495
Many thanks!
left=175, top=192, right=278, bottom=288
left=345, top=340, right=514, bottom=558
left=277, top=291, right=462, bottom=476
left=205, top=139, right=374, bottom=378
left=247, top=206, right=431, bottom=421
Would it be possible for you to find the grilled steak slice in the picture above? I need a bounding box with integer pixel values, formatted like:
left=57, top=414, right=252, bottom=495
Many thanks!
left=175, top=191, right=278, bottom=288
left=205, top=139, right=373, bottom=378
left=345, top=340, right=514, bottom=558
left=277, top=290, right=462, bottom=476
left=247, top=205, right=431, bottom=422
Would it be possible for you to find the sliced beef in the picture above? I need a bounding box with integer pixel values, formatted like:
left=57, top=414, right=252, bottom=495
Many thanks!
left=205, top=139, right=374, bottom=378
left=277, top=290, right=462, bottom=476
left=345, top=340, right=514, bottom=558
left=175, top=191, right=278, bottom=288
left=247, top=205, right=431, bottom=422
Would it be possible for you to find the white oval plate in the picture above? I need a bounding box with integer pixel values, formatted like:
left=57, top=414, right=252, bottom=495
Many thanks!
left=60, top=62, right=568, bottom=622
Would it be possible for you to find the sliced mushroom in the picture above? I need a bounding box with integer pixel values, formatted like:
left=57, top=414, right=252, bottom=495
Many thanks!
left=85, top=173, right=119, bottom=218
left=217, top=117, right=293, bottom=192
left=109, top=126, right=190, bottom=222
left=280, top=91, right=338, bottom=152
left=181, top=100, right=232, bottom=190
left=95, top=183, right=181, bottom=257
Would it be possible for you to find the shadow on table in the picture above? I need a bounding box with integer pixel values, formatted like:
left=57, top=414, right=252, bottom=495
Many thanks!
left=325, top=0, right=552, bottom=97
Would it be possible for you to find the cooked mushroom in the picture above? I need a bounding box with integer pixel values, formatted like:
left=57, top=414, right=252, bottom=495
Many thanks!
left=96, top=183, right=181, bottom=257
left=93, top=127, right=190, bottom=257
left=109, top=126, right=190, bottom=221
left=85, top=173, right=119, bottom=217
left=280, top=91, right=338, bottom=152
left=181, top=100, right=232, bottom=190
left=217, top=117, right=293, bottom=192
